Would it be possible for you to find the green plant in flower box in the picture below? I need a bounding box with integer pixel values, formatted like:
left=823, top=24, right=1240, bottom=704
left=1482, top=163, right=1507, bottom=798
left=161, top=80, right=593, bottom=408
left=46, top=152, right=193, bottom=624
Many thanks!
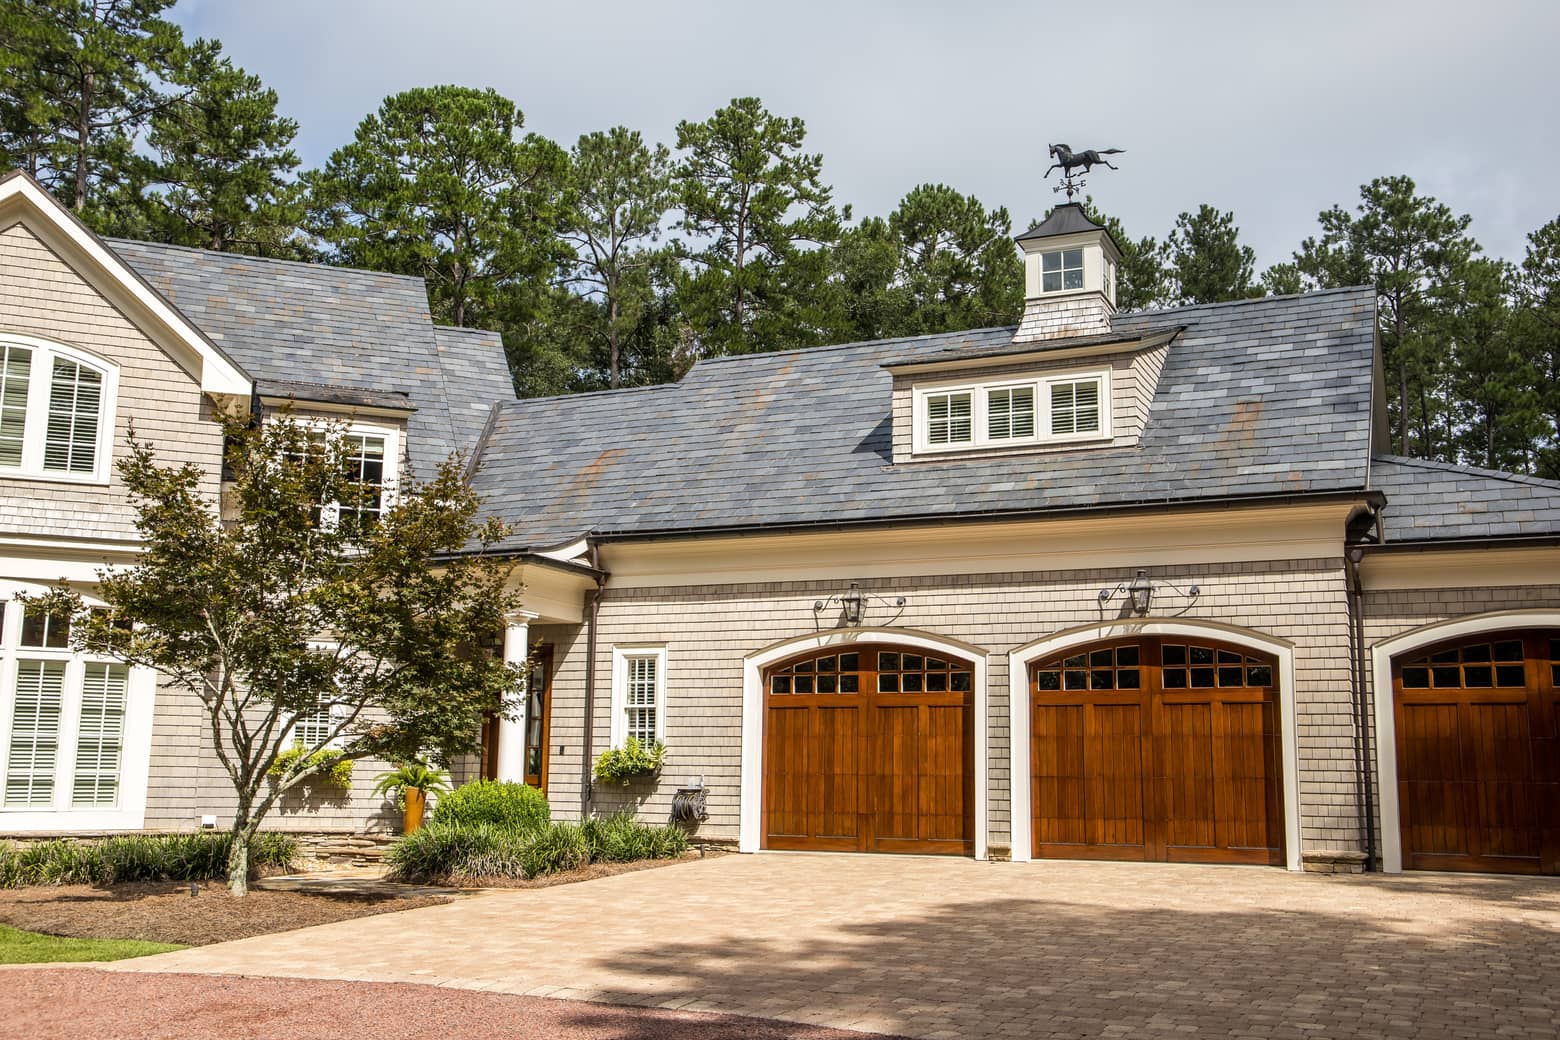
left=592, top=737, right=666, bottom=785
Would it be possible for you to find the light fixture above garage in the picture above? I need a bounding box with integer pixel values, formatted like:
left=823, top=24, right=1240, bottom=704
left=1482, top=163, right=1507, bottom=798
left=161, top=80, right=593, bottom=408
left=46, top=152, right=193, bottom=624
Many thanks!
left=1098, top=569, right=1199, bottom=617
left=814, top=582, right=906, bottom=627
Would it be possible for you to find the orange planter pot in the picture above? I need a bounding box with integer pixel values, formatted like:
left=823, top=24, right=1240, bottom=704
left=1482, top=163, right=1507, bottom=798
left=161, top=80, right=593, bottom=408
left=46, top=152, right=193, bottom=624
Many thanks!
left=403, top=786, right=427, bottom=835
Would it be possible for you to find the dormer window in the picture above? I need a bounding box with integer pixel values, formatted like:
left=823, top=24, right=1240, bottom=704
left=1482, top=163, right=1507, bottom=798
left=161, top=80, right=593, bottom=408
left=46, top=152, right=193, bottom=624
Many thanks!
left=1040, top=248, right=1084, bottom=293
left=913, top=369, right=1110, bottom=454
left=0, top=334, right=117, bottom=483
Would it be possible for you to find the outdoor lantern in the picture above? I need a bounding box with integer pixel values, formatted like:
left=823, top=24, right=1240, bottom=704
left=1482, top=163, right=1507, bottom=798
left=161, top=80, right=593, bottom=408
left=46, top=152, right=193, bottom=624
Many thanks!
left=1128, top=570, right=1154, bottom=616
left=841, top=583, right=866, bottom=626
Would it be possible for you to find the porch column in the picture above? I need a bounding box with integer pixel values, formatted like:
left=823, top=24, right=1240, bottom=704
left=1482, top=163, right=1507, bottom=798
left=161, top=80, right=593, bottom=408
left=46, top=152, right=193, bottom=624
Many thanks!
left=496, top=611, right=536, bottom=784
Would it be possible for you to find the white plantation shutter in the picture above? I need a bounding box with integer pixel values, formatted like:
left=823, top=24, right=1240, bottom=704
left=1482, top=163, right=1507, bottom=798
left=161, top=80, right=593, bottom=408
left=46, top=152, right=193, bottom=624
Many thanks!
left=1050, top=377, right=1102, bottom=436
left=625, top=656, right=659, bottom=744
left=0, top=345, right=30, bottom=468
left=72, top=663, right=127, bottom=807
left=43, top=357, right=103, bottom=474
left=6, top=660, right=65, bottom=807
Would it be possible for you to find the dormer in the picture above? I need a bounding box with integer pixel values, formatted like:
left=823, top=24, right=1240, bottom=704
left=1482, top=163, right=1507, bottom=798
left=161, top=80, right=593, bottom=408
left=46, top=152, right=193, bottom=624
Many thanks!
left=1013, top=203, right=1123, bottom=342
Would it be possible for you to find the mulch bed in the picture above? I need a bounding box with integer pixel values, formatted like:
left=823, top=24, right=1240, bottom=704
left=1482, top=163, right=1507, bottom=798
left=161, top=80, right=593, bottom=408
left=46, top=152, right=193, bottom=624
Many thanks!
left=0, top=882, right=449, bottom=946
left=0, top=970, right=900, bottom=1040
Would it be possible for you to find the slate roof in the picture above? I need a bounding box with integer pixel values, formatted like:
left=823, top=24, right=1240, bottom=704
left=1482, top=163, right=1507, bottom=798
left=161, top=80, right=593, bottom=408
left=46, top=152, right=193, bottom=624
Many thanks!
left=1015, top=202, right=1106, bottom=241
left=107, top=239, right=514, bottom=475
left=1370, top=455, right=1560, bottom=544
left=884, top=325, right=1182, bottom=368
left=472, top=285, right=1380, bottom=551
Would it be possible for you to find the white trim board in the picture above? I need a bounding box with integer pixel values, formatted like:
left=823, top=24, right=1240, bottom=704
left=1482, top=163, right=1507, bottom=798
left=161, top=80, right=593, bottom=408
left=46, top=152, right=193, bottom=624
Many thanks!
left=1006, top=618, right=1303, bottom=872
left=1368, top=608, right=1560, bottom=874
left=739, top=626, right=989, bottom=860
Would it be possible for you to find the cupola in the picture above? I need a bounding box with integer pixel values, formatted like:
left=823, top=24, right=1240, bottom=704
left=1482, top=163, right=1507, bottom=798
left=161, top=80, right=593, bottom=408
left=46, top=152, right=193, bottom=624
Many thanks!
left=1013, top=203, right=1123, bottom=342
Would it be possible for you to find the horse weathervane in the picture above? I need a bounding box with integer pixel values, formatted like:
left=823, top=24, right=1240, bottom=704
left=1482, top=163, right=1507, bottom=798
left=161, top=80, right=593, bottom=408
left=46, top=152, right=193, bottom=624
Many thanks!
left=1045, top=143, right=1125, bottom=201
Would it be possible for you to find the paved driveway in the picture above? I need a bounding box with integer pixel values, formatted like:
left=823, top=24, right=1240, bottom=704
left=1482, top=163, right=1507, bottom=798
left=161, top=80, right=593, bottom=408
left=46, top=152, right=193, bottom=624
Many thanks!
left=112, top=854, right=1560, bottom=1039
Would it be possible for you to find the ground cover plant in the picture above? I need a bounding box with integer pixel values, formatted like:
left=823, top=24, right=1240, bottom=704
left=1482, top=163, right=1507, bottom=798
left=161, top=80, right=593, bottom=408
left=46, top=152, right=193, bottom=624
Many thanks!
left=0, top=923, right=183, bottom=964
left=388, top=784, right=689, bottom=884
left=0, top=833, right=296, bottom=889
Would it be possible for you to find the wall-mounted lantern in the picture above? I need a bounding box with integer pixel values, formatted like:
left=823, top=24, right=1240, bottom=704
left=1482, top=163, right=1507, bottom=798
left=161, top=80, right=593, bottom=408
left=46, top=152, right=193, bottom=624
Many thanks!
left=814, top=582, right=906, bottom=628
left=1098, top=569, right=1199, bottom=618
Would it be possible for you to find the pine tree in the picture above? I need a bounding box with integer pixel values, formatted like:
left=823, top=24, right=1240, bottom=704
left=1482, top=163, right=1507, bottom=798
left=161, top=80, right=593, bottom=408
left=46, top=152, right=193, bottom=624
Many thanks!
left=1165, top=204, right=1260, bottom=305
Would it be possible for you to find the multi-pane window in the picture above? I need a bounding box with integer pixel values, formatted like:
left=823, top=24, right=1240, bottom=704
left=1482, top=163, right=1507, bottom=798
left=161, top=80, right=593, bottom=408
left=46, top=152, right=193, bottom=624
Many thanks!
left=2, top=602, right=131, bottom=813
left=1398, top=638, right=1528, bottom=690
left=1040, top=248, right=1084, bottom=293
left=613, top=648, right=666, bottom=747
left=925, top=392, right=973, bottom=446
left=292, top=700, right=337, bottom=749
left=0, top=337, right=113, bottom=481
left=986, top=387, right=1036, bottom=440
left=916, top=371, right=1108, bottom=453
left=1050, top=378, right=1102, bottom=436
left=336, top=434, right=387, bottom=533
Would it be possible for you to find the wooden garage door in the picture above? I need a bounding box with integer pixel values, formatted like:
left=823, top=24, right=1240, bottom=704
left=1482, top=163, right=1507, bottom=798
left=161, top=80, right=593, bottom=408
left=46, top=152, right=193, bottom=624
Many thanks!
left=1393, top=631, right=1559, bottom=875
left=763, top=645, right=974, bottom=855
left=1030, top=637, right=1284, bottom=865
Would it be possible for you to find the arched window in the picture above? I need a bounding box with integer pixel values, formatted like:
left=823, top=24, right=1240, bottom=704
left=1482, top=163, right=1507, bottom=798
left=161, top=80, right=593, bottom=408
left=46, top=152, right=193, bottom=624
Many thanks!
left=0, top=334, right=118, bottom=482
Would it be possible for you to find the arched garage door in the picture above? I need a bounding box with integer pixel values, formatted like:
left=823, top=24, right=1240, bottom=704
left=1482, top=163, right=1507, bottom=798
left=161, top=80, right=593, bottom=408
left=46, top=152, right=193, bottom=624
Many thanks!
left=1030, top=636, right=1284, bottom=865
left=763, top=644, right=974, bottom=855
left=1393, top=630, right=1559, bottom=875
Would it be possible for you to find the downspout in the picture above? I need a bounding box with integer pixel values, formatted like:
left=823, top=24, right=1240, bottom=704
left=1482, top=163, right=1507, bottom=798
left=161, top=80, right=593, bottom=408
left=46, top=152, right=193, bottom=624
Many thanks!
left=1345, top=546, right=1378, bottom=871
left=579, top=541, right=605, bottom=818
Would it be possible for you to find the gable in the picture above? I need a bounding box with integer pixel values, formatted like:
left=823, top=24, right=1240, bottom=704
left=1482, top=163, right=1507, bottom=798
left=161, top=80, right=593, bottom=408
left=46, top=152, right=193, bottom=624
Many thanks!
left=0, top=172, right=251, bottom=405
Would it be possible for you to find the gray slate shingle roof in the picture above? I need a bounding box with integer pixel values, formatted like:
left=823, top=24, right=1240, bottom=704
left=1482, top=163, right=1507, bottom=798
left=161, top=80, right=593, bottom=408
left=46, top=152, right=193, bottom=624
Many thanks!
left=1370, top=455, right=1560, bottom=543
left=107, top=239, right=514, bottom=475
left=472, top=286, right=1380, bottom=551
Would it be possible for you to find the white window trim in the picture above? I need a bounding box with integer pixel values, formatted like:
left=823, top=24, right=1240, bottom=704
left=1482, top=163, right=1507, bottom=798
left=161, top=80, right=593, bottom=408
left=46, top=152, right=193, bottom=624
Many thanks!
left=1038, top=246, right=1086, bottom=295
left=0, top=581, right=155, bottom=831
left=0, top=333, right=120, bottom=486
left=912, top=367, right=1112, bottom=455
left=609, top=644, right=667, bottom=748
left=281, top=417, right=401, bottom=528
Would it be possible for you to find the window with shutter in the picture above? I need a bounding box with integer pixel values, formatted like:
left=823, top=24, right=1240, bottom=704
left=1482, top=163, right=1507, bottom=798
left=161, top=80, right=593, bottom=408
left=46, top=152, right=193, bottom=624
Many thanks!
left=0, top=335, right=115, bottom=481
left=612, top=647, right=667, bottom=747
left=72, top=663, right=127, bottom=807
left=1050, top=377, right=1102, bottom=436
left=0, top=345, right=30, bottom=469
left=625, top=656, right=658, bottom=744
left=292, top=699, right=337, bottom=749
left=5, top=660, right=65, bottom=807
left=915, top=369, right=1109, bottom=454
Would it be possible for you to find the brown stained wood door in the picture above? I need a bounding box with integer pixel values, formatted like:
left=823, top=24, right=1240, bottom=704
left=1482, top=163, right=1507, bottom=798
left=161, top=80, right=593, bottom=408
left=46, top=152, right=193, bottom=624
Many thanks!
left=1031, top=637, right=1284, bottom=866
left=763, top=645, right=974, bottom=855
left=1393, top=630, right=1559, bottom=875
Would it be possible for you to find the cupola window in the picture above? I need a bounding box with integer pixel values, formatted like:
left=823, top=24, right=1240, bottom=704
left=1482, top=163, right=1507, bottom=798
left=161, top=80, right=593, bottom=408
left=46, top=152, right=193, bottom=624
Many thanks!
left=1041, top=248, right=1085, bottom=293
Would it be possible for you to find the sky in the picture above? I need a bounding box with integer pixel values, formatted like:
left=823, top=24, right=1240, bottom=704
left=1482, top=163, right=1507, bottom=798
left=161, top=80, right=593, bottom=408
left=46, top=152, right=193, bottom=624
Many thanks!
left=171, top=0, right=1560, bottom=269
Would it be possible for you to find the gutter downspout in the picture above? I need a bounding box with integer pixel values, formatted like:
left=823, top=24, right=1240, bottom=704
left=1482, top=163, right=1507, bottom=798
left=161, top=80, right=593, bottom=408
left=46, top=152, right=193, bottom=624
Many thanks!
left=580, top=541, right=605, bottom=819
left=1345, top=546, right=1378, bottom=871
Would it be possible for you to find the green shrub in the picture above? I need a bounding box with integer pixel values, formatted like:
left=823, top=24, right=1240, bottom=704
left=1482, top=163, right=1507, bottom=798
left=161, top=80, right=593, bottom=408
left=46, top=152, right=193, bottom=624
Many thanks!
left=0, top=833, right=297, bottom=888
left=592, top=737, right=666, bottom=785
left=389, top=810, right=686, bottom=884
left=522, top=823, right=590, bottom=878
left=386, top=822, right=522, bottom=883
left=431, top=780, right=550, bottom=833
left=268, top=746, right=353, bottom=787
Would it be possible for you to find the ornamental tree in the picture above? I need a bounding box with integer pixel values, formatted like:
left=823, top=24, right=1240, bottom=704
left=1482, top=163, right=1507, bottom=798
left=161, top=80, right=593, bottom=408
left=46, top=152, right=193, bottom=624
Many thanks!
left=48, top=415, right=524, bottom=895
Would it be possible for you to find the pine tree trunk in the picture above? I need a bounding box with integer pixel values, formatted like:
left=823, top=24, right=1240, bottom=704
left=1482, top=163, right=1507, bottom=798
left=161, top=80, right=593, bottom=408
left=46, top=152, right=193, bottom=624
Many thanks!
left=608, top=293, right=621, bottom=389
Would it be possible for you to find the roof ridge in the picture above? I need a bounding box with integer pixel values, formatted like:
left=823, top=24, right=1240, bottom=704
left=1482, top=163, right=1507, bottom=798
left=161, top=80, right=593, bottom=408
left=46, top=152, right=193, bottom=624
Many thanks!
left=498, top=380, right=684, bottom=410
left=686, top=325, right=1019, bottom=369
left=434, top=324, right=503, bottom=337
left=1121, top=284, right=1374, bottom=321
left=105, top=236, right=430, bottom=285
left=1372, top=453, right=1560, bottom=490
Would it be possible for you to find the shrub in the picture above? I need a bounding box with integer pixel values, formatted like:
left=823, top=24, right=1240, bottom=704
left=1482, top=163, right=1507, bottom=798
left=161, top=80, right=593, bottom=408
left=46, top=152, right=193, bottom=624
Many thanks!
left=0, top=833, right=298, bottom=888
left=592, top=737, right=666, bottom=786
left=522, top=823, right=590, bottom=878
left=431, top=780, right=550, bottom=833
left=268, top=746, right=353, bottom=788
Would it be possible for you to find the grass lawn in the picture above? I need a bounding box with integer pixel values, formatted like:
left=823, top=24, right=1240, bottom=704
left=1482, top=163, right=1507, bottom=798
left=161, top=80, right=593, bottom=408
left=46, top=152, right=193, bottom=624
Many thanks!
left=0, top=922, right=184, bottom=963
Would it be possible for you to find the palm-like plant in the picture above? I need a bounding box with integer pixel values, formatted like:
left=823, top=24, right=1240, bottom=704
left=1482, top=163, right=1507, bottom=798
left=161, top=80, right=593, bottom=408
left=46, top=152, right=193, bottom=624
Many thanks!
left=371, top=762, right=452, bottom=800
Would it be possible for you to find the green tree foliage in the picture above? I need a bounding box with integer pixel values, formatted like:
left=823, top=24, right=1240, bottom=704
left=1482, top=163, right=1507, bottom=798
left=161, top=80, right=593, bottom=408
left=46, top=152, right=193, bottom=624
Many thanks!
left=0, top=0, right=204, bottom=219
left=1165, top=204, right=1260, bottom=305
left=560, top=127, right=675, bottom=387
left=673, top=96, right=848, bottom=357
left=1282, top=176, right=1478, bottom=457
left=139, top=57, right=308, bottom=256
left=1437, top=257, right=1540, bottom=470
left=838, top=183, right=1022, bottom=340
left=1515, top=217, right=1560, bottom=477
left=1073, top=198, right=1169, bottom=311
left=306, top=86, right=571, bottom=330
left=47, top=415, right=524, bottom=895
left=1259, top=261, right=1305, bottom=297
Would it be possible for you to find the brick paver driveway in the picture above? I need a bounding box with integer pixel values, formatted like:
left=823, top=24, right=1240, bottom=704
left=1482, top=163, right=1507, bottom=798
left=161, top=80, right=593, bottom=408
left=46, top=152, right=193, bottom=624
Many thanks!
left=112, top=854, right=1560, bottom=1039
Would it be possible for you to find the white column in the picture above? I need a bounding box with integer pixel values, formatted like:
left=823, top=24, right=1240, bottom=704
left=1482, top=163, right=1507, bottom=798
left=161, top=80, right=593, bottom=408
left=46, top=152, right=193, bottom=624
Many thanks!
left=496, top=611, right=535, bottom=784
